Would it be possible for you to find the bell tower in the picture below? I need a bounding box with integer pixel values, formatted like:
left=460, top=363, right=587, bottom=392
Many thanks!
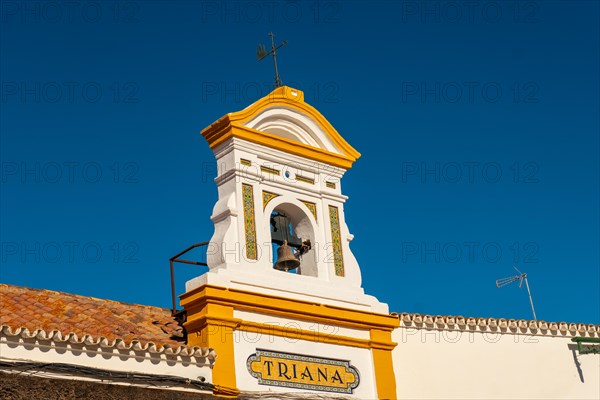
left=186, top=86, right=385, bottom=312
left=181, top=86, right=398, bottom=398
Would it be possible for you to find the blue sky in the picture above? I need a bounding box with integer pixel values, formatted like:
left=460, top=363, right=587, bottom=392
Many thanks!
left=1, top=0, right=598, bottom=324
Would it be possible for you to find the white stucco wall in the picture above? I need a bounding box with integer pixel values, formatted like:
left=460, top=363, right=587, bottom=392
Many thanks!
left=0, top=333, right=214, bottom=394
left=392, top=325, right=600, bottom=399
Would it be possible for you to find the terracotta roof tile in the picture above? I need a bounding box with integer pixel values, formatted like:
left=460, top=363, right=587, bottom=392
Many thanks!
left=0, top=284, right=186, bottom=348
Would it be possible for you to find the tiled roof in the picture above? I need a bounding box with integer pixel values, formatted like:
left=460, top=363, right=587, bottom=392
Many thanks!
left=0, top=284, right=211, bottom=357
left=394, top=312, right=600, bottom=337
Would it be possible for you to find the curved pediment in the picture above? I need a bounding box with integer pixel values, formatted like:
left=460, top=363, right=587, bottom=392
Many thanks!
left=201, top=86, right=360, bottom=169
left=244, top=107, right=343, bottom=154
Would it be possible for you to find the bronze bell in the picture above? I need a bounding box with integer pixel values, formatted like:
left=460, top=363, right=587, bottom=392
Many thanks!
left=274, top=240, right=300, bottom=271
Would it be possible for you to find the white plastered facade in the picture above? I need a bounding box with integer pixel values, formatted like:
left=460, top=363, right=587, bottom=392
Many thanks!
left=0, top=326, right=214, bottom=394
left=392, top=318, right=600, bottom=399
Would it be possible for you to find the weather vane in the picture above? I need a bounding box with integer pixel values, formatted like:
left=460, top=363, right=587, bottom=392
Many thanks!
left=257, top=32, right=288, bottom=89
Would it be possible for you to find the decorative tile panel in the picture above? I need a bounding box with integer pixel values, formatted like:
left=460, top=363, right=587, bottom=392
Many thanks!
left=296, top=175, right=315, bottom=184
left=247, top=349, right=360, bottom=394
left=242, top=184, right=257, bottom=260
left=262, top=191, right=279, bottom=209
left=260, top=166, right=280, bottom=175
left=240, top=158, right=252, bottom=166
left=328, top=205, right=344, bottom=276
left=300, top=200, right=317, bottom=221
left=326, top=181, right=337, bottom=189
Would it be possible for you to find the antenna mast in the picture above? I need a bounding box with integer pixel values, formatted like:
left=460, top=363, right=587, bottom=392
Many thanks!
left=257, top=32, right=288, bottom=89
left=496, top=266, right=537, bottom=320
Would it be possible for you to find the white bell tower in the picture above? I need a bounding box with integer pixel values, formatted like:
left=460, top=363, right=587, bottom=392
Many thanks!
left=186, top=85, right=387, bottom=313
left=181, top=86, right=398, bottom=399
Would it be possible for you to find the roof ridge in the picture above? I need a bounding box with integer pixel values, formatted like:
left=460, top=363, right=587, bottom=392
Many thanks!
left=393, top=311, right=600, bottom=337
left=392, top=310, right=600, bottom=327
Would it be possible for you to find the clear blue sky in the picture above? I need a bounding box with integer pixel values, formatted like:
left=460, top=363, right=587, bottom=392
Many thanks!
left=1, top=1, right=598, bottom=324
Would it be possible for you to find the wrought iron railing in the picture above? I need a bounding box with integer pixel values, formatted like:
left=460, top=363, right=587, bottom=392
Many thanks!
left=169, top=242, right=209, bottom=315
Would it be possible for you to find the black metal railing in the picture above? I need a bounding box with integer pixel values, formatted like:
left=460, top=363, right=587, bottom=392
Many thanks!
left=169, top=242, right=209, bottom=315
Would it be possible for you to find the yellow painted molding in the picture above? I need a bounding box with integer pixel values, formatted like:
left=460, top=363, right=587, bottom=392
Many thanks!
left=186, top=313, right=395, bottom=351
left=207, top=123, right=356, bottom=169
left=371, top=329, right=398, bottom=399
left=184, top=302, right=238, bottom=397
left=180, top=284, right=399, bottom=332
left=201, top=86, right=360, bottom=169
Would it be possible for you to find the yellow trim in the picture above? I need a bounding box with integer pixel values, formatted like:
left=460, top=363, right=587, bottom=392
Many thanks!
left=181, top=285, right=398, bottom=331
left=181, top=285, right=398, bottom=398
left=184, top=302, right=239, bottom=397
left=185, top=313, right=396, bottom=351
left=201, top=86, right=360, bottom=169
left=371, top=329, right=398, bottom=399
left=207, top=124, right=355, bottom=169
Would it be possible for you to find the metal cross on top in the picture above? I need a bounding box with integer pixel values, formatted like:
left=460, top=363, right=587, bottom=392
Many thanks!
left=257, top=32, right=288, bottom=89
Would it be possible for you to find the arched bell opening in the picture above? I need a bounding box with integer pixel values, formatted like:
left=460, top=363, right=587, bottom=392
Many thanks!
left=269, top=203, right=317, bottom=277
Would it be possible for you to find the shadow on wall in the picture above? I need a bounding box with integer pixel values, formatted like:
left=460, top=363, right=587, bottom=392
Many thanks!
left=569, top=345, right=584, bottom=383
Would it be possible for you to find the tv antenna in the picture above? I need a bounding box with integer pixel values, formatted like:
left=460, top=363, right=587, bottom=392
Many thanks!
left=257, top=32, right=288, bottom=89
left=496, top=266, right=537, bottom=320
